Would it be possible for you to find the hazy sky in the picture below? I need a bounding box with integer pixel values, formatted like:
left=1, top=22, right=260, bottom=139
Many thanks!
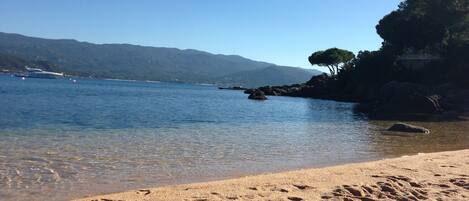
left=0, top=0, right=400, bottom=69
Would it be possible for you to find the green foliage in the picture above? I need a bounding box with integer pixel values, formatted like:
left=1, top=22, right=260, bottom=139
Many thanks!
left=376, top=0, right=469, bottom=52
left=0, top=54, right=28, bottom=71
left=334, top=48, right=402, bottom=98
left=0, top=54, right=58, bottom=72
left=375, top=0, right=469, bottom=85
left=313, top=0, right=469, bottom=100
left=446, top=41, right=469, bottom=86
left=308, top=48, right=355, bottom=76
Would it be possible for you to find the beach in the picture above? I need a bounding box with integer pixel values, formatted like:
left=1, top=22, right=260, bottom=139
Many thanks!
left=2, top=1, right=469, bottom=201
left=75, top=149, right=469, bottom=201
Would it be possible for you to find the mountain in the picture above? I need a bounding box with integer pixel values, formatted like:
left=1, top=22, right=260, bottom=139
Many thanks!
left=0, top=54, right=32, bottom=72
left=0, top=32, right=320, bottom=87
left=216, top=65, right=319, bottom=87
left=0, top=53, right=58, bottom=72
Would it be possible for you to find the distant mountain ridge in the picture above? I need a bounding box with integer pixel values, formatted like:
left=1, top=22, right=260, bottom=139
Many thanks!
left=0, top=32, right=320, bottom=87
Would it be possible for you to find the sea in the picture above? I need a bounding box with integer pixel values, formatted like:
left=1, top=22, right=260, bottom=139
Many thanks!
left=0, top=74, right=467, bottom=200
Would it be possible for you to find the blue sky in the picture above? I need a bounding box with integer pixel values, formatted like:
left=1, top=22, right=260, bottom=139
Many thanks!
left=0, top=0, right=400, bottom=70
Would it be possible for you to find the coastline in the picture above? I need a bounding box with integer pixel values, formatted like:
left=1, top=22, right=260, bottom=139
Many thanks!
left=74, top=149, right=469, bottom=201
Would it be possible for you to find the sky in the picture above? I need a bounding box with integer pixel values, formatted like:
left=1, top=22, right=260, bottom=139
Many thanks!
left=0, top=0, right=401, bottom=70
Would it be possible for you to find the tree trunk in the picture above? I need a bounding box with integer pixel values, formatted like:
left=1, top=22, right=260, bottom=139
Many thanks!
left=327, top=65, right=334, bottom=76
left=334, top=65, right=339, bottom=75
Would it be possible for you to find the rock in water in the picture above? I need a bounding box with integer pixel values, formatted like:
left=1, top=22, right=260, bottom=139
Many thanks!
left=258, top=86, right=278, bottom=96
left=387, top=123, right=430, bottom=134
left=248, top=90, right=267, bottom=100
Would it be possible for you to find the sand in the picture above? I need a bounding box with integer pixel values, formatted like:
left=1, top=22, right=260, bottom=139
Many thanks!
left=74, top=149, right=469, bottom=201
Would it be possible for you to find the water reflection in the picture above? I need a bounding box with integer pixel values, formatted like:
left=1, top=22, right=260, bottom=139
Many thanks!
left=365, top=120, right=469, bottom=157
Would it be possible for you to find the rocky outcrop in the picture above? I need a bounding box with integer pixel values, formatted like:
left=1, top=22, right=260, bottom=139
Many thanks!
left=436, top=84, right=469, bottom=114
left=243, top=74, right=467, bottom=120
left=387, top=123, right=430, bottom=134
left=258, top=86, right=279, bottom=96
left=244, top=74, right=346, bottom=100
left=248, top=89, right=267, bottom=100
left=218, top=86, right=247, bottom=90
left=305, top=73, right=329, bottom=86
left=244, top=88, right=256, bottom=94
left=373, top=81, right=443, bottom=114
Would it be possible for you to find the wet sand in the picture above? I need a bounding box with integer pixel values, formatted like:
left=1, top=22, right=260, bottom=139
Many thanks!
left=74, top=149, right=469, bottom=201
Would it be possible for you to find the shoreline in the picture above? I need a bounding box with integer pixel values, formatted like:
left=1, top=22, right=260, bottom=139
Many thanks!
left=74, top=149, right=469, bottom=201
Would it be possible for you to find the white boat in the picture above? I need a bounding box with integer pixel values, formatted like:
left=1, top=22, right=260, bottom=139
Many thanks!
left=16, top=67, right=64, bottom=79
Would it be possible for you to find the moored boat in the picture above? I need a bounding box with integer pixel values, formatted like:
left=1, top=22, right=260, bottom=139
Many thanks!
left=15, top=67, right=64, bottom=79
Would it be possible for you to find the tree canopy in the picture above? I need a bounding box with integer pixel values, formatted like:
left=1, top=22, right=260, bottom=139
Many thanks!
left=304, top=0, right=469, bottom=102
left=308, top=48, right=355, bottom=76
left=376, top=0, right=469, bottom=52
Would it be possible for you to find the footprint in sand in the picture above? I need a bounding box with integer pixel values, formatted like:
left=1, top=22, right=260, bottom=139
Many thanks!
left=98, top=199, right=124, bottom=201
left=292, top=184, right=314, bottom=190
left=322, top=175, right=431, bottom=200
left=226, top=195, right=239, bottom=200
left=450, top=178, right=469, bottom=190
left=287, top=196, right=304, bottom=201
left=248, top=187, right=258, bottom=191
left=137, top=189, right=151, bottom=195
left=270, top=187, right=289, bottom=193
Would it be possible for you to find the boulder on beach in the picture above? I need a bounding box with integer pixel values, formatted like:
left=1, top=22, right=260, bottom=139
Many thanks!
left=387, top=123, right=430, bottom=134
left=248, top=89, right=267, bottom=100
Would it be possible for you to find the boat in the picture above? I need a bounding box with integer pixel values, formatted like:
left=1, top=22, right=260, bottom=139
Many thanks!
left=15, top=67, right=64, bottom=79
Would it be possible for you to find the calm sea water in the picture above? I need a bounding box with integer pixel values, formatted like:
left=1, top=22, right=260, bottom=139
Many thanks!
left=0, top=74, right=468, bottom=201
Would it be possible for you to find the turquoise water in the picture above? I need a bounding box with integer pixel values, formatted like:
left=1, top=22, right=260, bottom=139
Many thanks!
left=0, top=74, right=468, bottom=201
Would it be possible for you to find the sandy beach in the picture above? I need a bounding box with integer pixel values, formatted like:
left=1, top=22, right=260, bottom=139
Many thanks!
left=74, top=149, right=469, bottom=201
